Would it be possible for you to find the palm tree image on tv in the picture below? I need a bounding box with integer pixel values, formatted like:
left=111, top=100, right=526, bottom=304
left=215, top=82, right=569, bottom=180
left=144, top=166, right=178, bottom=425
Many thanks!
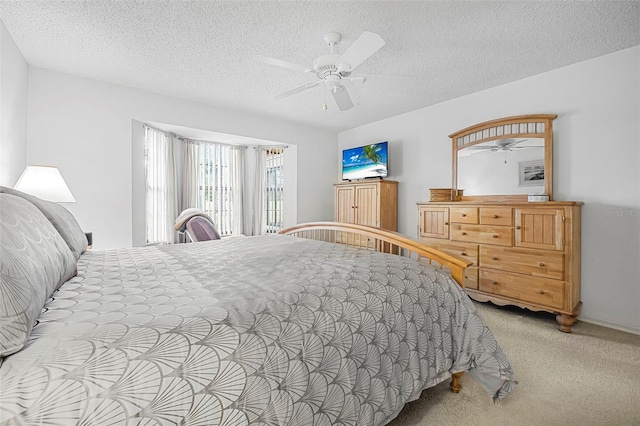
left=342, top=142, right=388, bottom=180
left=363, top=144, right=383, bottom=165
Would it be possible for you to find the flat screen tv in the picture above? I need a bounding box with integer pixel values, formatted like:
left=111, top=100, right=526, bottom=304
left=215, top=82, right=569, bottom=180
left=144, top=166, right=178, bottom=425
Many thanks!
left=342, top=141, right=388, bottom=180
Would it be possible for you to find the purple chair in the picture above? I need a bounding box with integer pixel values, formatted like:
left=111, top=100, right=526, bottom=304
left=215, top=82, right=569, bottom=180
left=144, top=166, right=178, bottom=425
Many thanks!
left=184, top=215, right=221, bottom=242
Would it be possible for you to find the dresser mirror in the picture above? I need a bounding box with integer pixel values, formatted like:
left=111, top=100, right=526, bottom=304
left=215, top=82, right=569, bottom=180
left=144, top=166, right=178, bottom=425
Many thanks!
left=451, top=114, right=556, bottom=201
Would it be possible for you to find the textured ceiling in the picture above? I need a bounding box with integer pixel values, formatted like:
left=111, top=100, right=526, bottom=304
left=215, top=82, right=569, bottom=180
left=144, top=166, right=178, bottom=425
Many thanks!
left=1, top=1, right=639, bottom=132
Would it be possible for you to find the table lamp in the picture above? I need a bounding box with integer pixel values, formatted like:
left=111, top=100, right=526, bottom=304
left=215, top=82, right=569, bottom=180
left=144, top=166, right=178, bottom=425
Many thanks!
left=14, top=165, right=76, bottom=203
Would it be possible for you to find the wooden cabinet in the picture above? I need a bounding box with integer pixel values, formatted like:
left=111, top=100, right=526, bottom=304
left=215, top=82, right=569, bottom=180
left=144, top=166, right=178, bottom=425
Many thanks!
left=417, top=201, right=582, bottom=332
left=335, top=180, right=398, bottom=230
left=418, top=205, right=449, bottom=239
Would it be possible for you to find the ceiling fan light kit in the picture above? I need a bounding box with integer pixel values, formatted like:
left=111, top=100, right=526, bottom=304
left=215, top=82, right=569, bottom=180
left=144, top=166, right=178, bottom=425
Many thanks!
left=254, top=31, right=416, bottom=111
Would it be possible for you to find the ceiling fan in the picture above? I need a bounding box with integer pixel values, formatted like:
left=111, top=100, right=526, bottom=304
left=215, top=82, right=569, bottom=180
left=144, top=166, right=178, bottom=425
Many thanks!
left=466, top=138, right=538, bottom=154
left=253, top=31, right=416, bottom=111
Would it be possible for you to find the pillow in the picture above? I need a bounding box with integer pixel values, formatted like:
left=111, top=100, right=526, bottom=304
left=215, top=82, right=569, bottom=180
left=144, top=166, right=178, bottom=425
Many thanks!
left=0, top=193, right=77, bottom=358
left=0, top=186, right=88, bottom=259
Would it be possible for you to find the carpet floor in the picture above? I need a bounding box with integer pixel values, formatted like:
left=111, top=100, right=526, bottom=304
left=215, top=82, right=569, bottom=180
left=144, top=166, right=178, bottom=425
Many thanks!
left=389, top=302, right=640, bottom=426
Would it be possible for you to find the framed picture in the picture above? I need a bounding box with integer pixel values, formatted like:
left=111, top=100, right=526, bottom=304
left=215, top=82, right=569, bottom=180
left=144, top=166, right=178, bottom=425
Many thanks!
left=519, top=160, right=545, bottom=186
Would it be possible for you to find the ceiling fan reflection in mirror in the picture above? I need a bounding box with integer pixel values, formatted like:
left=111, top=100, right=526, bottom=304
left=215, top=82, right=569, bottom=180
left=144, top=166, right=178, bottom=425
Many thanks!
left=465, top=138, right=543, bottom=154
left=253, top=31, right=416, bottom=111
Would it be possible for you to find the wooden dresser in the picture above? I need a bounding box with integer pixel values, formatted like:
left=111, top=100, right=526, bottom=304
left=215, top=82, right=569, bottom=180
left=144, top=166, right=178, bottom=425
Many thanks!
left=335, top=180, right=398, bottom=230
left=417, top=201, right=582, bottom=332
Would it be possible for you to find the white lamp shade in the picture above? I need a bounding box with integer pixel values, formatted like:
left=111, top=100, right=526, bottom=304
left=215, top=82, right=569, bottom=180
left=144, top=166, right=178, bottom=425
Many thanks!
left=14, top=166, right=76, bottom=203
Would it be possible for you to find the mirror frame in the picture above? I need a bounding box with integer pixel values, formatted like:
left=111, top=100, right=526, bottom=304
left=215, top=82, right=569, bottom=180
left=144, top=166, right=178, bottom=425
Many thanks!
left=451, top=114, right=557, bottom=201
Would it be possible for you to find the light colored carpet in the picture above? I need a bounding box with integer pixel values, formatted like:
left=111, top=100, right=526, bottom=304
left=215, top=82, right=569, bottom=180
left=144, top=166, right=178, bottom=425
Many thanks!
left=389, top=302, right=640, bottom=426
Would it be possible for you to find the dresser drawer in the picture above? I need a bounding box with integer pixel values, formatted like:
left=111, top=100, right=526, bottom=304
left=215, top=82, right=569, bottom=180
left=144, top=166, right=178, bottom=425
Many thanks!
left=427, top=240, right=479, bottom=266
left=450, top=207, right=478, bottom=224
left=479, top=269, right=565, bottom=310
left=480, top=246, right=564, bottom=279
left=480, top=207, right=513, bottom=226
left=451, top=224, right=513, bottom=246
left=464, top=266, right=479, bottom=290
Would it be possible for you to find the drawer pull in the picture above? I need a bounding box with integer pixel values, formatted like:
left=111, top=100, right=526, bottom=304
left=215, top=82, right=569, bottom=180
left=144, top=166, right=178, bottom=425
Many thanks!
left=444, top=222, right=449, bottom=225
left=491, top=256, right=498, bottom=261
left=461, top=213, right=467, bottom=217
left=516, top=225, right=521, bottom=230
left=539, top=262, right=545, bottom=267
left=461, top=232, right=467, bottom=235
left=461, top=252, right=467, bottom=256
left=539, top=290, right=545, bottom=295
left=492, top=234, right=498, bottom=238
left=491, top=281, right=498, bottom=285
left=492, top=214, right=499, bottom=218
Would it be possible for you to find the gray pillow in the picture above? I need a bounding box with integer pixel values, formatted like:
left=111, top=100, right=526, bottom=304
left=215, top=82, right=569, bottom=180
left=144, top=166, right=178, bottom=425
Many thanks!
left=0, top=186, right=88, bottom=259
left=0, top=194, right=78, bottom=358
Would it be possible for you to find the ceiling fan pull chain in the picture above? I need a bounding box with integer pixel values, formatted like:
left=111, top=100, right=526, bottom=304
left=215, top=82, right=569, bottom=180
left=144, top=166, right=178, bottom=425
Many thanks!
left=323, top=83, right=328, bottom=110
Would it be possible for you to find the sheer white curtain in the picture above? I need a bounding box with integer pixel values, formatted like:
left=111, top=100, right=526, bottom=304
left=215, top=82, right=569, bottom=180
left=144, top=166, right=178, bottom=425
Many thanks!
left=252, top=147, right=267, bottom=235
left=230, top=146, right=245, bottom=235
left=181, top=139, right=200, bottom=210
left=165, top=133, right=179, bottom=243
left=146, top=130, right=250, bottom=241
left=144, top=125, right=178, bottom=244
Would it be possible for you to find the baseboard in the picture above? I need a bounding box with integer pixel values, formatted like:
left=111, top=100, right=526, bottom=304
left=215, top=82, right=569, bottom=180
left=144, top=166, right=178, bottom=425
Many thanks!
left=579, top=316, right=640, bottom=336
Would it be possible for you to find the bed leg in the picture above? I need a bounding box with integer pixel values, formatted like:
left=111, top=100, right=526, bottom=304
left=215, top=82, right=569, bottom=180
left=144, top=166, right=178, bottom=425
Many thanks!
left=450, top=372, right=464, bottom=393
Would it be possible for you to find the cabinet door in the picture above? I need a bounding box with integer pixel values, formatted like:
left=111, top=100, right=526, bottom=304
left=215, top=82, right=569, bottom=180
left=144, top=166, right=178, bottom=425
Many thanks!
left=354, top=184, right=379, bottom=227
left=419, top=206, right=450, bottom=239
left=335, top=185, right=355, bottom=223
left=514, top=208, right=564, bottom=251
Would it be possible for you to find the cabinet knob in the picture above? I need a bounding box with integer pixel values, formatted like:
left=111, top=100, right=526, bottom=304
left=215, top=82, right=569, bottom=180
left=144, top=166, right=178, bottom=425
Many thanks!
left=492, top=234, right=498, bottom=238
left=461, top=213, right=467, bottom=217
left=516, top=225, right=521, bottom=230
left=461, top=232, right=467, bottom=235
left=492, top=214, right=499, bottom=218
left=539, top=290, right=545, bottom=295
left=461, top=252, right=467, bottom=256
left=491, top=281, right=498, bottom=285
left=491, top=256, right=498, bottom=261
left=539, top=262, right=545, bottom=267
left=444, top=222, right=449, bottom=225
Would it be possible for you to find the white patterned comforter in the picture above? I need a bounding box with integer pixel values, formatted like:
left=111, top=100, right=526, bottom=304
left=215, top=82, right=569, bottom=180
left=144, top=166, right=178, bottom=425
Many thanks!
left=0, top=235, right=516, bottom=425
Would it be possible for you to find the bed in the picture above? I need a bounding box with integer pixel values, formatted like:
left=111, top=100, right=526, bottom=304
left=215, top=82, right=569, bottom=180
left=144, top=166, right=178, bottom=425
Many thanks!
left=0, top=188, right=516, bottom=425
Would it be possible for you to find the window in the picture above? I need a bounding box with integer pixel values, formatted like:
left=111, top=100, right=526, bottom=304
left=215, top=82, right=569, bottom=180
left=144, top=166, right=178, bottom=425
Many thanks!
left=265, top=148, right=284, bottom=233
left=144, top=123, right=285, bottom=242
left=198, top=143, right=235, bottom=236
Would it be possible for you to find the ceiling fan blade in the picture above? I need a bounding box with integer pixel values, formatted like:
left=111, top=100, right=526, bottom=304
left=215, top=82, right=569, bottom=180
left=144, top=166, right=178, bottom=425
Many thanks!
left=271, top=81, right=320, bottom=100
left=466, top=145, right=498, bottom=150
left=336, top=31, right=385, bottom=71
left=331, top=85, right=354, bottom=111
left=252, top=55, right=311, bottom=73
left=465, top=149, right=492, bottom=156
left=351, top=74, right=417, bottom=90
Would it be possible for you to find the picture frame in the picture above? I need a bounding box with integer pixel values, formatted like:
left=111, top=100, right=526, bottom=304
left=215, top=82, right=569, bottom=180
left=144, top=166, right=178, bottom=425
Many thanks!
left=519, top=160, right=545, bottom=187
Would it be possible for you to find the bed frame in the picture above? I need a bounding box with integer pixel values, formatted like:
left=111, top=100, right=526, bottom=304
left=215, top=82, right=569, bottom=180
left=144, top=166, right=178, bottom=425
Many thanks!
left=279, top=222, right=471, bottom=394
left=279, top=222, right=471, bottom=285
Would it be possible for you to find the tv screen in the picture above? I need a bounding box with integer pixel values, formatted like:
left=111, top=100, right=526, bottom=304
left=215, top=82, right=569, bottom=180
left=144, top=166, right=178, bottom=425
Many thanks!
left=342, top=142, right=388, bottom=180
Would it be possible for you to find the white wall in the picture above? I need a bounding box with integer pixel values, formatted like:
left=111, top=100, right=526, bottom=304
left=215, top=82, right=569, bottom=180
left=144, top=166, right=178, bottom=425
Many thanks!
left=339, top=46, right=640, bottom=334
left=27, top=68, right=337, bottom=248
left=0, top=20, right=28, bottom=186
